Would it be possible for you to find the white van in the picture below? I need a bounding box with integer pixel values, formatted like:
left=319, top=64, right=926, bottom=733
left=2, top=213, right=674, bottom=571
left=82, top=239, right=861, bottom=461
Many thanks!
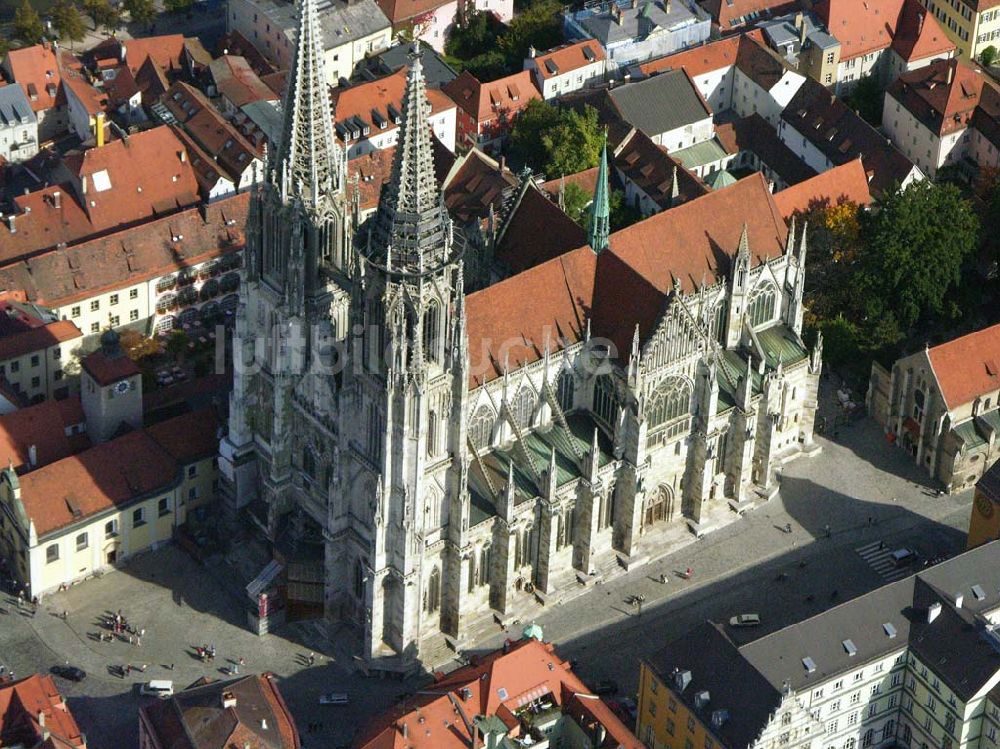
left=140, top=680, right=174, bottom=699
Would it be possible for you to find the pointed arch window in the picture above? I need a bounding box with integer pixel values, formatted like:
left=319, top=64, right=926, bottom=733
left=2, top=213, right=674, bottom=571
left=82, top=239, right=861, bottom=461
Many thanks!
left=511, top=386, right=535, bottom=428
left=467, top=554, right=476, bottom=593
left=469, top=406, right=494, bottom=450
left=648, top=378, right=692, bottom=429
left=302, top=447, right=317, bottom=479
left=425, top=567, right=441, bottom=613
left=711, top=300, right=727, bottom=343
left=557, top=369, right=574, bottom=412
left=594, top=374, right=618, bottom=426
left=747, top=284, right=776, bottom=328
left=366, top=402, right=383, bottom=461
left=423, top=301, right=441, bottom=363
left=353, top=558, right=366, bottom=600
left=427, top=409, right=437, bottom=457
left=478, top=545, right=491, bottom=587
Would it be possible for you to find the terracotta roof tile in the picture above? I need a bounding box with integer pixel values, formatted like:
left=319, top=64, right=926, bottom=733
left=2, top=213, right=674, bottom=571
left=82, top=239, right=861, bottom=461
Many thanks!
left=495, top=184, right=587, bottom=273
left=147, top=407, right=219, bottom=463
left=928, top=322, right=1000, bottom=409
left=442, top=149, right=517, bottom=224
left=375, top=0, right=451, bottom=24
left=540, top=166, right=600, bottom=198
left=467, top=245, right=598, bottom=385
left=0, top=302, right=82, bottom=362
left=82, top=349, right=140, bottom=386
left=893, top=1, right=956, bottom=61
left=20, top=428, right=177, bottom=537
left=3, top=43, right=63, bottom=114
left=612, top=128, right=708, bottom=210
left=0, top=193, right=248, bottom=308
left=815, top=0, right=952, bottom=61
left=886, top=58, right=988, bottom=137
left=0, top=674, right=86, bottom=748
left=715, top=113, right=817, bottom=185
left=0, top=399, right=81, bottom=473
left=700, top=0, right=797, bottom=28
left=60, top=63, right=109, bottom=117
left=441, top=69, right=540, bottom=123
left=532, top=40, right=607, bottom=80
left=639, top=30, right=763, bottom=77
left=332, top=67, right=455, bottom=139
left=210, top=55, right=279, bottom=108
left=773, top=158, right=872, bottom=217
left=358, top=639, right=642, bottom=749
left=347, top=147, right=397, bottom=212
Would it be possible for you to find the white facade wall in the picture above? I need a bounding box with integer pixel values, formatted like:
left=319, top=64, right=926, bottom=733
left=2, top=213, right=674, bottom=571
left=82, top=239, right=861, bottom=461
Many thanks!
left=732, top=68, right=806, bottom=128
left=687, top=65, right=735, bottom=113
left=0, top=117, right=38, bottom=163
left=656, top=114, right=714, bottom=152
left=529, top=60, right=607, bottom=100
left=882, top=91, right=970, bottom=178
left=836, top=50, right=885, bottom=90
left=970, top=127, right=1000, bottom=171
left=343, top=107, right=455, bottom=159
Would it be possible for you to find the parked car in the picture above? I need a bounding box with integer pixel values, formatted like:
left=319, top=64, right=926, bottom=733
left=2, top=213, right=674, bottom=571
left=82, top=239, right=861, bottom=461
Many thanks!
left=890, top=548, right=916, bottom=567
left=51, top=665, right=86, bottom=682
left=729, top=613, right=762, bottom=628
left=140, top=680, right=174, bottom=699
left=319, top=692, right=350, bottom=706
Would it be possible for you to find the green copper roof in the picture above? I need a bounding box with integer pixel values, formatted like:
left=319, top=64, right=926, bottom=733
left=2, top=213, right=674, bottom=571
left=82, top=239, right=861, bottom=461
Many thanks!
left=672, top=138, right=728, bottom=170
left=756, top=325, right=808, bottom=369
left=706, top=169, right=737, bottom=189
left=587, top=133, right=611, bottom=254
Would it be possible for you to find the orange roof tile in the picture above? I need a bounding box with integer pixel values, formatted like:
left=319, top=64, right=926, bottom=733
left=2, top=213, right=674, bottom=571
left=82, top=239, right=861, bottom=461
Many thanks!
left=0, top=675, right=86, bottom=748
left=532, top=41, right=607, bottom=80
left=146, top=407, right=219, bottom=463
left=639, top=30, right=763, bottom=78
left=358, top=639, right=642, bottom=749
left=928, top=322, right=1000, bottom=409
left=81, top=349, right=140, bottom=386
left=120, top=34, right=186, bottom=75
left=442, top=149, right=517, bottom=224
left=210, top=54, right=278, bottom=108
left=773, top=159, right=872, bottom=218
left=3, top=43, right=63, bottom=114
left=441, top=70, right=540, bottom=123
left=0, top=311, right=81, bottom=362
left=333, top=67, right=455, bottom=137
left=347, top=147, right=397, bottom=212
left=0, top=193, right=248, bottom=309
left=892, top=1, right=956, bottom=61
left=887, top=58, right=988, bottom=137
left=466, top=245, right=598, bottom=385
left=0, top=399, right=80, bottom=473
left=815, top=0, right=952, bottom=61
left=612, top=128, right=708, bottom=209
left=60, top=63, right=108, bottom=116
left=20, top=428, right=177, bottom=537
left=495, top=184, right=587, bottom=274
left=540, top=166, right=600, bottom=198
left=701, top=0, right=797, bottom=28
left=375, top=0, right=451, bottom=23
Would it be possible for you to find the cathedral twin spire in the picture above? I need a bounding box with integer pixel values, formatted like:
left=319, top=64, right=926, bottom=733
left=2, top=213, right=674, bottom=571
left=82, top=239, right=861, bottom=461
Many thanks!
left=275, top=0, right=344, bottom=207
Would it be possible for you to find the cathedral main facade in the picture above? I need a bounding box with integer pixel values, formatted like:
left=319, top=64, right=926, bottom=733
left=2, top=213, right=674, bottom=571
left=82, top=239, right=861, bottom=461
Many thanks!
left=220, top=0, right=822, bottom=668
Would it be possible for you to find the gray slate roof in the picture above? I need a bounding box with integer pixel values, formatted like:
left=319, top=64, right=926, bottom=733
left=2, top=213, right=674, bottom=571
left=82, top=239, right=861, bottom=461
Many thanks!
left=739, top=541, right=1000, bottom=701
left=608, top=69, right=710, bottom=136
left=0, top=84, right=36, bottom=128
left=579, top=0, right=707, bottom=46
left=366, top=43, right=458, bottom=88
left=249, top=0, right=390, bottom=50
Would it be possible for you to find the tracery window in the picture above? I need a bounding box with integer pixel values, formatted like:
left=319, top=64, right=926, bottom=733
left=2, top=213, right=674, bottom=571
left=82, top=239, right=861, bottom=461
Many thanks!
left=557, top=369, right=574, bottom=412
left=747, top=284, right=776, bottom=328
left=511, top=386, right=535, bottom=427
left=469, top=406, right=494, bottom=450
left=594, top=374, right=617, bottom=426
left=422, top=300, right=440, bottom=363
left=647, top=378, right=692, bottom=429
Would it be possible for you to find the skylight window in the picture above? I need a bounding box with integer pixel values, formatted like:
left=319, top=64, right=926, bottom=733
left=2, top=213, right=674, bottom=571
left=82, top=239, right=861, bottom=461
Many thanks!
left=92, top=169, right=112, bottom=192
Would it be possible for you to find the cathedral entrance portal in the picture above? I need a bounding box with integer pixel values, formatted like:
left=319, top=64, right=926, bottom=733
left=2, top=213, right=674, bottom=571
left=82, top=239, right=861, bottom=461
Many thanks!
left=644, top=485, right=675, bottom=528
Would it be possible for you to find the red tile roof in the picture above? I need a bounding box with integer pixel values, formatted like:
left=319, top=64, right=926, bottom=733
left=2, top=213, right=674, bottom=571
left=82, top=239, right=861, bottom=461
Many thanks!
left=773, top=158, right=872, bottom=218
left=540, top=166, right=600, bottom=198
left=815, top=0, right=952, bottom=61
left=0, top=193, right=248, bottom=309
left=120, top=34, right=187, bottom=75
left=147, top=407, right=219, bottom=463
left=0, top=399, right=80, bottom=473
left=639, top=30, right=763, bottom=78
left=210, top=55, right=278, bottom=108
left=928, top=322, right=1000, bottom=409
left=594, top=172, right=788, bottom=353
left=0, top=674, right=86, bottom=748
left=467, top=245, right=598, bottom=385
left=358, top=639, right=642, bottom=749
left=375, top=0, right=451, bottom=24
left=0, top=302, right=82, bottom=362
left=333, top=67, right=455, bottom=135
left=612, top=128, right=708, bottom=210
left=60, top=63, right=108, bottom=117
left=442, top=70, right=541, bottom=124
left=714, top=113, right=817, bottom=186
left=442, top=149, right=517, bottom=224
left=887, top=58, right=988, bottom=137
left=3, top=43, right=63, bottom=114
left=20, top=428, right=177, bottom=537
left=532, top=41, right=607, bottom=80
left=347, top=147, right=397, bottom=212
left=81, top=349, right=140, bottom=386
left=494, top=184, right=587, bottom=274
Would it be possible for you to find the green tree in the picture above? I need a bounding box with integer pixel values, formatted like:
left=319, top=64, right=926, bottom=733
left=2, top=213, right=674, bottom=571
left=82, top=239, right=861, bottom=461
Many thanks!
left=498, top=0, right=562, bottom=67
left=92, top=0, right=121, bottom=31
left=51, top=0, right=86, bottom=46
left=544, top=105, right=603, bottom=176
left=855, top=180, right=979, bottom=335
left=813, top=316, right=862, bottom=368
left=609, top=188, right=641, bottom=231
left=13, top=0, right=45, bottom=45
left=562, top=182, right=591, bottom=227
left=510, top=99, right=562, bottom=170
left=446, top=8, right=499, bottom=60
left=845, top=73, right=884, bottom=127
left=163, top=0, right=194, bottom=13
left=123, top=0, right=156, bottom=27
left=982, top=45, right=998, bottom=67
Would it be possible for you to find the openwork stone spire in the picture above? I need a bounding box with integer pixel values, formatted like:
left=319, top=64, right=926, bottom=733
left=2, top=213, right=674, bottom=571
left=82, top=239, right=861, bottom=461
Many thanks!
left=276, top=0, right=343, bottom=207
left=588, top=132, right=611, bottom=254
left=368, top=45, right=454, bottom=275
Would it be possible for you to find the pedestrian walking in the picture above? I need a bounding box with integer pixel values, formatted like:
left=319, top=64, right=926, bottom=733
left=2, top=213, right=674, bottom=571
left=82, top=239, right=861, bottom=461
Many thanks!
left=238, top=657, right=245, bottom=667
left=659, top=573, right=668, bottom=584
left=867, top=516, right=873, bottom=527
left=136, top=636, right=142, bottom=647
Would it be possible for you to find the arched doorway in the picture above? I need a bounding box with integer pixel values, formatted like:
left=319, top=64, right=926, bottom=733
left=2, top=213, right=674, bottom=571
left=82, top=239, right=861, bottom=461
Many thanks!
left=644, top=485, right=675, bottom=527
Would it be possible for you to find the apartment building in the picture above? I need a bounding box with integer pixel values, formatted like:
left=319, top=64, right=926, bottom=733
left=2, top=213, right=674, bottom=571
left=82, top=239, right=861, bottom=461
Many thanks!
left=525, top=40, right=608, bottom=100
left=442, top=70, right=540, bottom=152
left=638, top=540, right=1000, bottom=749
left=919, top=0, right=1000, bottom=61
left=0, top=299, right=82, bottom=404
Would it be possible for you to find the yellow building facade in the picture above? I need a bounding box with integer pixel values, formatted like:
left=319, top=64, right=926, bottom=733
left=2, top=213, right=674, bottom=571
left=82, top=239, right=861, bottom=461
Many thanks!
left=922, top=0, right=1000, bottom=61
left=969, top=460, right=1000, bottom=548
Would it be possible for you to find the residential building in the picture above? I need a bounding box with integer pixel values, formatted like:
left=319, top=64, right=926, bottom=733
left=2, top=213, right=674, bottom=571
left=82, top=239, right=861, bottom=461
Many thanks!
left=2, top=125, right=201, bottom=260
left=564, top=0, right=711, bottom=67
left=0, top=299, right=82, bottom=404
left=442, top=70, right=541, bottom=152
left=332, top=66, right=457, bottom=158
left=0, top=83, right=38, bottom=163
left=612, top=127, right=708, bottom=215
left=0, top=674, right=87, bottom=748
left=357, top=635, right=643, bottom=748
left=700, top=0, right=797, bottom=31
left=918, top=0, right=1000, bottom=61
left=968, top=459, right=1000, bottom=548
left=227, top=0, right=392, bottom=83
left=222, top=0, right=821, bottom=670
left=758, top=11, right=842, bottom=87
left=0, top=193, right=247, bottom=341
left=526, top=40, right=608, bottom=100
left=778, top=76, right=924, bottom=195
left=60, top=62, right=110, bottom=143
left=814, top=0, right=955, bottom=91
left=158, top=82, right=265, bottom=200
left=1, top=43, right=68, bottom=142
left=711, top=113, right=817, bottom=188
left=607, top=68, right=714, bottom=150
left=375, top=0, right=514, bottom=54
left=139, top=673, right=300, bottom=749
left=208, top=54, right=279, bottom=115
left=637, top=540, right=1000, bottom=749
left=0, top=332, right=219, bottom=598
left=771, top=158, right=872, bottom=218
left=868, top=322, right=1000, bottom=493
left=883, top=57, right=1000, bottom=178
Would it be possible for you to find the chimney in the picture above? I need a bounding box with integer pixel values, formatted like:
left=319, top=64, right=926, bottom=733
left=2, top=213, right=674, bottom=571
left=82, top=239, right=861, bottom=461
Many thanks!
left=917, top=9, right=924, bottom=34
left=927, top=601, right=942, bottom=623
left=38, top=710, right=45, bottom=727
left=221, top=691, right=237, bottom=709
left=179, top=149, right=187, bottom=163
left=946, top=62, right=954, bottom=85
left=7, top=214, right=15, bottom=234
left=954, top=592, right=964, bottom=608
left=260, top=718, right=268, bottom=730
left=119, top=42, right=127, bottom=63
left=528, top=45, right=537, bottom=58
left=52, top=190, right=61, bottom=209
left=28, top=444, right=37, bottom=467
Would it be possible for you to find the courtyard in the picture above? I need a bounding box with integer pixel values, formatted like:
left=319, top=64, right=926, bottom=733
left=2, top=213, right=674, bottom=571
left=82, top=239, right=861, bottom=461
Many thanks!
left=0, top=376, right=975, bottom=748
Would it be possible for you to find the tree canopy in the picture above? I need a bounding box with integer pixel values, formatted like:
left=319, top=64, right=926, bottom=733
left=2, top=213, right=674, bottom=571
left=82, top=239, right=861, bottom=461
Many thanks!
left=13, top=0, right=45, bottom=45
left=123, top=0, right=156, bottom=26
left=445, top=0, right=562, bottom=77
left=86, top=0, right=121, bottom=31
left=52, top=0, right=86, bottom=44
left=845, top=73, right=884, bottom=127
left=510, top=100, right=603, bottom=176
